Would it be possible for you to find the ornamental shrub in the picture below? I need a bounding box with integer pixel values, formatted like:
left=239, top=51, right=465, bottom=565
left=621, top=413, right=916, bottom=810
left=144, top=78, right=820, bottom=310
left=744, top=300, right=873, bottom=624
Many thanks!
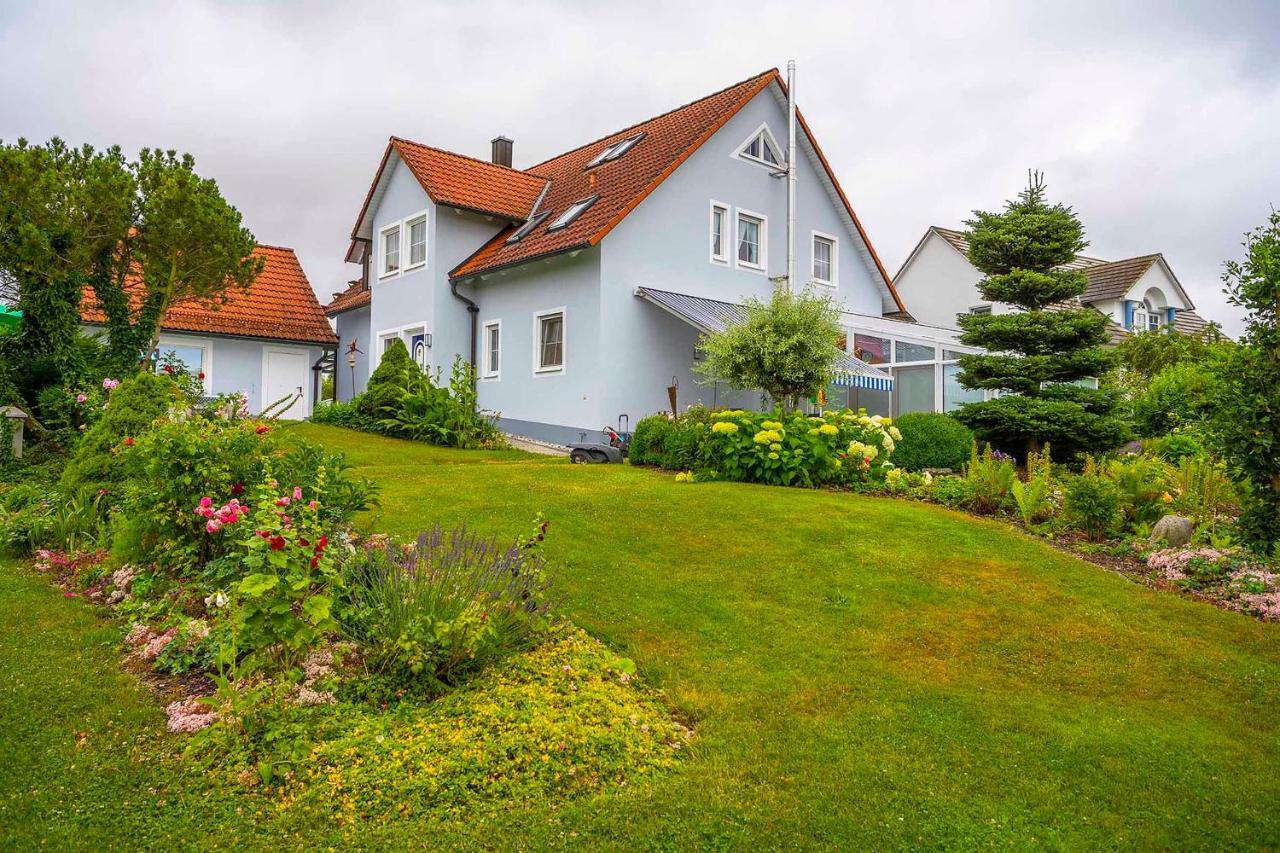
left=660, top=406, right=712, bottom=471
left=357, top=338, right=419, bottom=419
left=964, top=444, right=1017, bottom=514
left=629, top=415, right=673, bottom=467
left=891, top=413, right=974, bottom=471
left=702, top=407, right=897, bottom=487
left=1064, top=458, right=1123, bottom=540
left=310, top=397, right=374, bottom=430
left=1131, top=362, right=1218, bottom=438
left=1107, top=455, right=1172, bottom=528
left=338, top=523, right=560, bottom=693
left=60, top=372, right=186, bottom=494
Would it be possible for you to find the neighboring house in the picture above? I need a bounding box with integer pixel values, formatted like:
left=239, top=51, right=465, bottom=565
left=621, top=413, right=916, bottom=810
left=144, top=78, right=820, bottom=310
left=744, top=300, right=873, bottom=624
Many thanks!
left=893, top=226, right=1214, bottom=341
left=327, top=68, right=990, bottom=441
left=82, top=245, right=337, bottom=419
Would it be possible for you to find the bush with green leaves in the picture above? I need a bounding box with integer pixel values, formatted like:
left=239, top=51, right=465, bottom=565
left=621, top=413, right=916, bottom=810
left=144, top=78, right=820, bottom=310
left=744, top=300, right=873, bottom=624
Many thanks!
left=1107, top=455, right=1172, bottom=528
left=310, top=398, right=374, bottom=430
left=374, top=356, right=502, bottom=449
left=928, top=475, right=976, bottom=510
left=660, top=406, right=713, bottom=470
left=1131, top=362, right=1218, bottom=438
left=1064, top=458, right=1123, bottom=540
left=964, top=444, right=1017, bottom=514
left=891, top=412, right=974, bottom=472
left=629, top=414, right=673, bottom=467
left=338, top=523, right=560, bottom=695
left=357, top=338, right=419, bottom=420
left=702, top=408, right=897, bottom=487
left=60, top=372, right=185, bottom=494
left=1011, top=445, right=1055, bottom=526
left=1147, top=428, right=1208, bottom=464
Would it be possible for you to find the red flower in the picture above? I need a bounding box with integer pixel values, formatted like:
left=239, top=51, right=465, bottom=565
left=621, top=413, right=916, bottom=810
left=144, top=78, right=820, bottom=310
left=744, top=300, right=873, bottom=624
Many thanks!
left=269, top=536, right=286, bottom=551
left=231, top=482, right=245, bottom=496
left=198, top=371, right=205, bottom=380
left=310, top=555, right=320, bottom=569
left=299, top=538, right=310, bottom=548
left=163, top=364, right=174, bottom=374
left=316, top=535, right=328, bottom=551
left=255, top=425, right=270, bottom=435
left=122, top=437, right=135, bottom=447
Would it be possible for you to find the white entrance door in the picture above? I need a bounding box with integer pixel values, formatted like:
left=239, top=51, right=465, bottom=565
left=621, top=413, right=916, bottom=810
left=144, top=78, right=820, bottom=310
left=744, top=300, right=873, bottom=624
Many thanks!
left=263, top=348, right=308, bottom=420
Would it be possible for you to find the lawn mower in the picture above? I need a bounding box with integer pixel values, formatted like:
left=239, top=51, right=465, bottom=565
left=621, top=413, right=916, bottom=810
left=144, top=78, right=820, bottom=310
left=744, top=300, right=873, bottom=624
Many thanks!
left=567, top=416, right=630, bottom=464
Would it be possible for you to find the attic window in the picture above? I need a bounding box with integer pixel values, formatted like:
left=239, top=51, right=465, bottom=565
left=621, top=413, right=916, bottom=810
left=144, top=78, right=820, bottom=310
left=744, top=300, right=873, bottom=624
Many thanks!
left=547, top=195, right=599, bottom=232
left=736, top=124, right=783, bottom=169
left=586, top=133, right=645, bottom=168
left=506, top=211, right=550, bottom=244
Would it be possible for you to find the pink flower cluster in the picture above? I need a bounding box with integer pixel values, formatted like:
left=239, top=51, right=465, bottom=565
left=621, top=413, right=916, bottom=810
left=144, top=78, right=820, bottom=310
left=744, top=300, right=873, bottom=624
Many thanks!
left=102, top=377, right=120, bottom=390
left=1146, top=548, right=1225, bottom=581
left=1238, top=592, right=1280, bottom=620
left=165, top=698, right=218, bottom=734
left=195, top=496, right=248, bottom=533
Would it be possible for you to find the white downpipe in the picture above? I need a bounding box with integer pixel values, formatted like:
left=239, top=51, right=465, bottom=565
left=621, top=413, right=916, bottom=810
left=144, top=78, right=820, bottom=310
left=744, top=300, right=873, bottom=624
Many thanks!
left=786, top=59, right=797, bottom=292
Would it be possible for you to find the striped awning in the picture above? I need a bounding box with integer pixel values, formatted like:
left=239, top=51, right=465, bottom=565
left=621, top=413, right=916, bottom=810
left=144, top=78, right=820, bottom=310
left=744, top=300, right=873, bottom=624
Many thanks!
left=634, top=286, right=893, bottom=391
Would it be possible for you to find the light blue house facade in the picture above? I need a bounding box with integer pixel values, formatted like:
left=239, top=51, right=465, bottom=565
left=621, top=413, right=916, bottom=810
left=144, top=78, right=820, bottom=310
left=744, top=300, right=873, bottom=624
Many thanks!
left=327, top=69, right=971, bottom=443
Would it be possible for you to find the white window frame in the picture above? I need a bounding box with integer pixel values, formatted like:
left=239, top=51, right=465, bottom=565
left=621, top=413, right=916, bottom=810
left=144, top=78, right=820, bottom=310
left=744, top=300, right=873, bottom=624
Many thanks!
left=155, top=334, right=213, bottom=395
left=532, top=307, right=566, bottom=377
left=735, top=208, right=767, bottom=273
left=404, top=211, right=428, bottom=272
left=811, top=230, right=838, bottom=288
left=731, top=122, right=785, bottom=172
left=375, top=322, right=431, bottom=372
left=709, top=200, right=730, bottom=265
left=481, top=320, right=501, bottom=381
left=378, top=222, right=402, bottom=279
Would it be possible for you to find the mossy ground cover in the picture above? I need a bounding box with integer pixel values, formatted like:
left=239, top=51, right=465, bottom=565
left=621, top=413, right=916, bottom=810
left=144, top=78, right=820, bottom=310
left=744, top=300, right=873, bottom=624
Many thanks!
left=2, top=422, right=1278, bottom=849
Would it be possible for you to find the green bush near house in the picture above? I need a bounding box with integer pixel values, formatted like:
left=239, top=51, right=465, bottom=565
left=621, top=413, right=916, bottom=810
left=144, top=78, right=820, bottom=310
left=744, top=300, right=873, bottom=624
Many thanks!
left=628, top=414, right=673, bottom=467
left=1064, top=458, right=1124, bottom=541
left=357, top=338, right=419, bottom=420
left=59, top=372, right=184, bottom=494
left=891, top=412, right=974, bottom=471
left=1131, top=362, right=1218, bottom=437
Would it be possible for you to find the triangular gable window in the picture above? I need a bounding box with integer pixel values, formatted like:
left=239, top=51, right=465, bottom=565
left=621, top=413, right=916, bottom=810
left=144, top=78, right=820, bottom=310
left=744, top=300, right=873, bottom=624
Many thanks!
left=735, top=123, right=783, bottom=169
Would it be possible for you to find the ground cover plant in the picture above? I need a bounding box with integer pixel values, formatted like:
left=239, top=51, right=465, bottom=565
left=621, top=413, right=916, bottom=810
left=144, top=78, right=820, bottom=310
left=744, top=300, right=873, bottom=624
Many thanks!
left=2, top=423, right=1276, bottom=849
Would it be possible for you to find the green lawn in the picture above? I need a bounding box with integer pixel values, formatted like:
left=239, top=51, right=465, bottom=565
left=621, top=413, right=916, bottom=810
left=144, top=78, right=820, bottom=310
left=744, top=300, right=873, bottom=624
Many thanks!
left=3, top=422, right=1278, bottom=849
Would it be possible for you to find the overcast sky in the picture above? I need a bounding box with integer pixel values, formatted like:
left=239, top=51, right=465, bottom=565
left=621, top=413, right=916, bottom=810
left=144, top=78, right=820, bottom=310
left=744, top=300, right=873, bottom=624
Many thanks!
left=3, top=0, right=1278, bottom=336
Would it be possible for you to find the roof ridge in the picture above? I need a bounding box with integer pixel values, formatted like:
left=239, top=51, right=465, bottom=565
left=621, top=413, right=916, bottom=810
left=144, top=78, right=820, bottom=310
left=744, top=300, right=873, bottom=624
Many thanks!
left=526, top=68, right=779, bottom=173
left=1087, top=252, right=1162, bottom=267
left=252, top=243, right=297, bottom=253
left=390, top=136, right=545, bottom=178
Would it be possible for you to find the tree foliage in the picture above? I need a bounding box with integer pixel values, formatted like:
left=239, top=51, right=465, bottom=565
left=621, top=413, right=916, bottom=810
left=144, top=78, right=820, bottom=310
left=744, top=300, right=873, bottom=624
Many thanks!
left=694, top=287, right=842, bottom=409
left=951, top=173, right=1128, bottom=458
left=1209, top=210, right=1280, bottom=552
left=0, top=138, right=260, bottom=394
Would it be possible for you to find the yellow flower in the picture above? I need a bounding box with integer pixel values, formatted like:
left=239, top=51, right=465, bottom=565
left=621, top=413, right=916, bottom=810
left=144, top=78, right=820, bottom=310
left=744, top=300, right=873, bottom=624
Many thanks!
left=889, top=426, right=902, bottom=441
left=1161, top=492, right=1173, bottom=503
left=769, top=443, right=782, bottom=452
left=808, top=428, right=820, bottom=437
left=753, top=430, right=772, bottom=444
left=818, top=423, right=839, bottom=436
left=711, top=421, right=739, bottom=434
left=768, top=452, right=779, bottom=460
left=761, top=420, right=784, bottom=430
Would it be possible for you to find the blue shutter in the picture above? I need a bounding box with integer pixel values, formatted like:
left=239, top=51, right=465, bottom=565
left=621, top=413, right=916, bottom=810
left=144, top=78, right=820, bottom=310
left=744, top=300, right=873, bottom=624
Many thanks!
left=1123, top=300, right=1135, bottom=330
left=1166, top=307, right=1176, bottom=328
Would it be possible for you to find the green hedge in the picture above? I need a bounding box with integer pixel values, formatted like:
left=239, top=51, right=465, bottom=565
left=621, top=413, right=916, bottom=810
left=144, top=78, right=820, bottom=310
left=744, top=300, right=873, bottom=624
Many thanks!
left=891, top=412, right=974, bottom=472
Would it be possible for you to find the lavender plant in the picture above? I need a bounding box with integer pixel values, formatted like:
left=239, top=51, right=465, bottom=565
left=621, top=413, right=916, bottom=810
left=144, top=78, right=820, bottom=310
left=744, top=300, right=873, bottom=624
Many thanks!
left=339, top=523, right=561, bottom=692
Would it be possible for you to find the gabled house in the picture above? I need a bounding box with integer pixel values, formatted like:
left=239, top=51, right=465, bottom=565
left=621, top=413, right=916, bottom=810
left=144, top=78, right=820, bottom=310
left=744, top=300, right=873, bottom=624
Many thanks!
left=82, top=245, right=337, bottom=419
left=892, top=226, right=1215, bottom=341
left=329, top=69, right=992, bottom=441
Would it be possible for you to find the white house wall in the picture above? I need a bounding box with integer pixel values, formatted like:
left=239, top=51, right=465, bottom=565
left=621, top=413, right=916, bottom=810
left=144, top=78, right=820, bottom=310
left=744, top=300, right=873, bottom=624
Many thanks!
left=600, top=87, right=883, bottom=424
left=892, top=232, right=983, bottom=328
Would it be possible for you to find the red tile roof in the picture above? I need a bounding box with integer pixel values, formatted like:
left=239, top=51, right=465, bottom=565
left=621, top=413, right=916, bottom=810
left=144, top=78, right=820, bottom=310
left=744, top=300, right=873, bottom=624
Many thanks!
left=325, top=280, right=371, bottom=316
left=440, top=69, right=903, bottom=310
left=81, top=245, right=337, bottom=347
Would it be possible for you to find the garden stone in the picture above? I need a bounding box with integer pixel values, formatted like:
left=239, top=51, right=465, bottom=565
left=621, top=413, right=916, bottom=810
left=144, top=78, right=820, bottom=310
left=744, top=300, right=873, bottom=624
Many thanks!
left=1149, top=514, right=1193, bottom=548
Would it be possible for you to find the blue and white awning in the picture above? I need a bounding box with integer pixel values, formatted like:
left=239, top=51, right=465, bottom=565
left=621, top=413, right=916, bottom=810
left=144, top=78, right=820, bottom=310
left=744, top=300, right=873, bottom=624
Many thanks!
left=633, top=286, right=893, bottom=391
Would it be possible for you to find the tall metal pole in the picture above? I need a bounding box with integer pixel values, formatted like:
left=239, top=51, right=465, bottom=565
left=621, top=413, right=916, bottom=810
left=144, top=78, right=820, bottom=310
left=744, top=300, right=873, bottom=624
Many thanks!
left=786, top=59, right=797, bottom=292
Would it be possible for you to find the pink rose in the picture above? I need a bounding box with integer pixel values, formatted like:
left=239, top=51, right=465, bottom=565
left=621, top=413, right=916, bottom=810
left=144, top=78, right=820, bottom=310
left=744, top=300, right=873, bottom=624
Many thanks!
left=76, top=393, right=87, bottom=403
left=206, top=519, right=223, bottom=534
left=293, top=487, right=303, bottom=501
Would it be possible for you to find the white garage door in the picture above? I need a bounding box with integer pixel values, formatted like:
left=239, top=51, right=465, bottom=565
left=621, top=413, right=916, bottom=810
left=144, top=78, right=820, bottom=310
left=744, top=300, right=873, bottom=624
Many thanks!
left=263, top=349, right=308, bottom=420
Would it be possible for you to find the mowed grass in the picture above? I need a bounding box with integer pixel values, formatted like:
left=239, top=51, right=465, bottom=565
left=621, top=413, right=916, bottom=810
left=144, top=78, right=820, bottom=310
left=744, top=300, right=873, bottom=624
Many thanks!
left=2, top=422, right=1278, bottom=849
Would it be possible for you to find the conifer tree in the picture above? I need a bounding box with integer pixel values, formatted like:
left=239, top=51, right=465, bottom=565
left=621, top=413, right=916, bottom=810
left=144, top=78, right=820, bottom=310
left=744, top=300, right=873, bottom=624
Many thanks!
left=952, top=173, right=1128, bottom=460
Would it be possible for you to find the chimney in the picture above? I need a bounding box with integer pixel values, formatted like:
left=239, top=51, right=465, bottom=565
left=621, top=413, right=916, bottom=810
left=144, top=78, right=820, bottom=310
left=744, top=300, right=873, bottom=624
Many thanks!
left=491, top=136, right=513, bottom=168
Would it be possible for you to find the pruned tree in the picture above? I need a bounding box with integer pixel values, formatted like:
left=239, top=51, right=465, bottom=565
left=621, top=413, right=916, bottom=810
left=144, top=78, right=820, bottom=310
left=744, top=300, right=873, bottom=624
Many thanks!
left=695, top=286, right=842, bottom=410
left=952, top=172, right=1129, bottom=459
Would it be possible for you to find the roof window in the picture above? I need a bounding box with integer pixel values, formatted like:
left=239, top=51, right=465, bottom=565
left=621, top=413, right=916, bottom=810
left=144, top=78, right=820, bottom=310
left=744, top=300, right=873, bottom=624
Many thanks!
left=586, top=133, right=645, bottom=169
left=506, top=211, right=551, bottom=244
left=547, top=195, right=599, bottom=232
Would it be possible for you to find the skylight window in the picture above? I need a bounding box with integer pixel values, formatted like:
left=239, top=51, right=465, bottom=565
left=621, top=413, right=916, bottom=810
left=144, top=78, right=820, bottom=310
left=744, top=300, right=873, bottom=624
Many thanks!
left=586, top=133, right=645, bottom=169
left=506, top=211, right=550, bottom=244
left=547, top=195, right=599, bottom=232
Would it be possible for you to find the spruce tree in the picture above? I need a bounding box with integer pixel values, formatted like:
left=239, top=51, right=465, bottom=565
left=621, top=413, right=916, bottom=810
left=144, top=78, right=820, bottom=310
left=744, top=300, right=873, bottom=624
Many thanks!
left=952, top=173, right=1128, bottom=461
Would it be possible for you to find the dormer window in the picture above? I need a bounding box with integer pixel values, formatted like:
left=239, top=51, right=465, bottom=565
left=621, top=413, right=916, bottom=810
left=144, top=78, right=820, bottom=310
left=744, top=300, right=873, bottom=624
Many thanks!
left=586, top=133, right=645, bottom=168
left=735, top=123, right=784, bottom=169
left=506, top=211, right=550, bottom=244
left=547, top=195, right=599, bottom=232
